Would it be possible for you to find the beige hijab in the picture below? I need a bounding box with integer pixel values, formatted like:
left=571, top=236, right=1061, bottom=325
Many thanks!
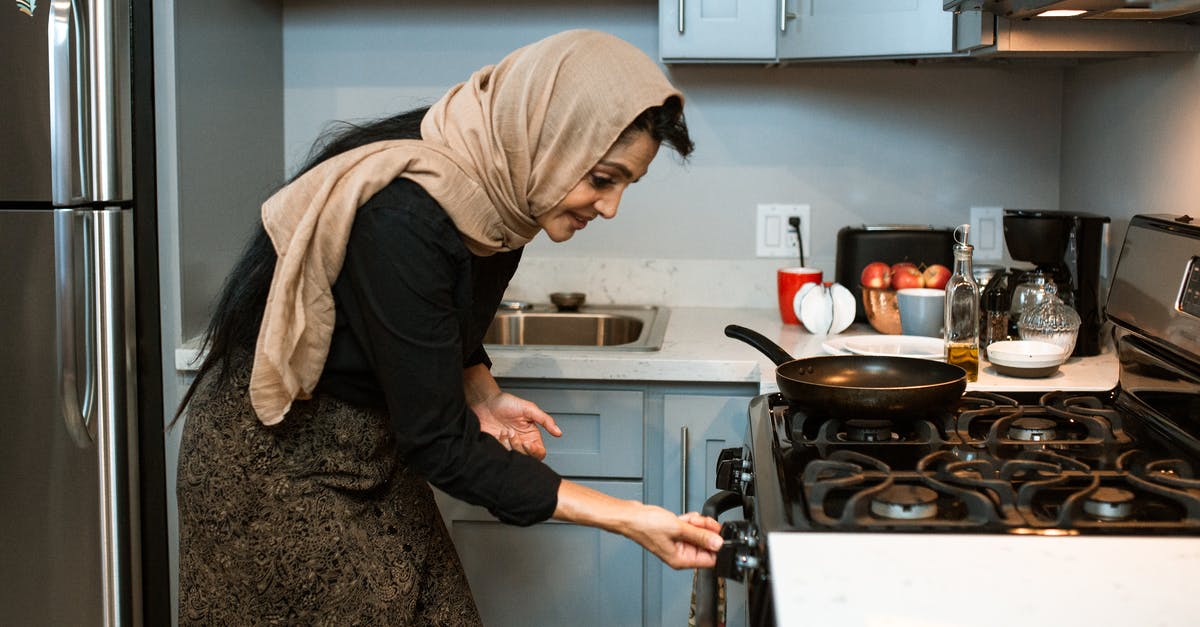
left=249, top=30, right=683, bottom=425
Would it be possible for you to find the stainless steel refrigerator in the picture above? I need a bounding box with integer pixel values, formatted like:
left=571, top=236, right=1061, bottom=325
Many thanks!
left=1, top=0, right=169, bottom=625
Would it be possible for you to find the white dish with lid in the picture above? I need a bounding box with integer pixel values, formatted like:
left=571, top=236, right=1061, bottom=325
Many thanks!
left=986, top=340, right=1067, bottom=377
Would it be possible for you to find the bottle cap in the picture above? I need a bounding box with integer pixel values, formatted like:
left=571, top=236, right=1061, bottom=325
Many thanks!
left=954, top=224, right=971, bottom=246
left=983, top=285, right=1009, bottom=311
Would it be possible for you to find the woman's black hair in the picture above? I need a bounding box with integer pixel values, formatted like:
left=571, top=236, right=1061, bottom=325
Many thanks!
left=620, top=96, right=693, bottom=158
left=174, top=99, right=692, bottom=421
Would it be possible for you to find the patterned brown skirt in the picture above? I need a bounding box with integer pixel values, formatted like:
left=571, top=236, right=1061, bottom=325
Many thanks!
left=176, top=354, right=481, bottom=626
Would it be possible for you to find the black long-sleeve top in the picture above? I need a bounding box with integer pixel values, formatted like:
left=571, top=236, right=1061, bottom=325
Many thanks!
left=315, top=178, right=561, bottom=526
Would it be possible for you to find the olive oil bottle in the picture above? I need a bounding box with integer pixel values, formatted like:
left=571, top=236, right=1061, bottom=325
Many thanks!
left=944, top=225, right=980, bottom=381
left=945, top=342, right=979, bottom=379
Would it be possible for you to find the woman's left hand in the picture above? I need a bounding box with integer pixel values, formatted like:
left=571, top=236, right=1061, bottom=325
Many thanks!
left=471, top=391, right=563, bottom=460
left=553, top=481, right=723, bottom=570
left=626, top=508, right=723, bottom=570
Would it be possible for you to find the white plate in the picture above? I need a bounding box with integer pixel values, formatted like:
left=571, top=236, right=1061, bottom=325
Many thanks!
left=821, top=338, right=853, bottom=356
left=829, top=335, right=945, bottom=360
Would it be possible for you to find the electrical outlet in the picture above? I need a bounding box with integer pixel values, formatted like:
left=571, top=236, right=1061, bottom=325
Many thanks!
left=970, top=206, right=1006, bottom=261
left=756, top=204, right=811, bottom=259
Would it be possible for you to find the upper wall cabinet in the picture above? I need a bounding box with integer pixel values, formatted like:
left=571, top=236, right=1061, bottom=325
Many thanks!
left=659, top=0, right=780, bottom=61
left=781, top=0, right=956, bottom=60
left=660, top=0, right=958, bottom=63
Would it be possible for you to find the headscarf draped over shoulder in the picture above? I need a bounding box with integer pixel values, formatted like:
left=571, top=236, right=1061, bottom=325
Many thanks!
left=249, top=30, right=683, bottom=425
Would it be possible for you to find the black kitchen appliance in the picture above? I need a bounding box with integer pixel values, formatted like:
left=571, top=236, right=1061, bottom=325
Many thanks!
left=834, top=225, right=955, bottom=323
left=695, top=214, right=1200, bottom=627
left=1003, top=209, right=1110, bottom=357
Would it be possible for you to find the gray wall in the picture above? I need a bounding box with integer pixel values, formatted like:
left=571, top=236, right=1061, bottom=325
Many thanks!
left=281, top=0, right=1064, bottom=271
left=175, top=0, right=283, bottom=338
left=1060, top=53, right=1200, bottom=253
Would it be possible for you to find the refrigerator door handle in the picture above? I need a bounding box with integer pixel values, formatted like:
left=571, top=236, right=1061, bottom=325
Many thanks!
left=49, top=0, right=89, bottom=204
left=55, top=208, right=98, bottom=446
left=49, top=0, right=120, bottom=204
left=55, top=207, right=134, bottom=627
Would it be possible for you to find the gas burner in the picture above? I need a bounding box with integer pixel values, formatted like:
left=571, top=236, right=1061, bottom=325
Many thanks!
left=841, top=419, right=895, bottom=443
left=870, top=485, right=939, bottom=520
left=1083, top=487, right=1137, bottom=521
left=951, top=397, right=1134, bottom=467
left=1008, top=417, right=1058, bottom=442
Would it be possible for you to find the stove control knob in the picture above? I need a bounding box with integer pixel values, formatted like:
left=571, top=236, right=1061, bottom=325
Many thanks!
left=714, top=521, right=761, bottom=583
left=716, top=447, right=754, bottom=493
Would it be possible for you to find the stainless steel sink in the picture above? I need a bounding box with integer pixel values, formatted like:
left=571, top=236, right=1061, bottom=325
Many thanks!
left=483, top=304, right=669, bottom=351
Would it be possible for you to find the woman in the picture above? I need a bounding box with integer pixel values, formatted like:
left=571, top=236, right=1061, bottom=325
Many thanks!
left=176, top=29, right=722, bottom=625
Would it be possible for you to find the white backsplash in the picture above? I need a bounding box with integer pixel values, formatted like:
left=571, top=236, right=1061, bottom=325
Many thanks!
left=504, top=256, right=837, bottom=309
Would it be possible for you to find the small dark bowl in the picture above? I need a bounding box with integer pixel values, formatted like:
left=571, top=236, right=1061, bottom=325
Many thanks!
left=549, top=292, right=586, bottom=311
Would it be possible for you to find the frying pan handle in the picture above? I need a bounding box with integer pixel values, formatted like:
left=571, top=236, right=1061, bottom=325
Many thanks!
left=724, top=324, right=795, bottom=366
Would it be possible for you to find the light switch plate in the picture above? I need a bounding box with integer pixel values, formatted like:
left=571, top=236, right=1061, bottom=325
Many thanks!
left=757, top=204, right=811, bottom=259
left=969, top=206, right=1005, bottom=261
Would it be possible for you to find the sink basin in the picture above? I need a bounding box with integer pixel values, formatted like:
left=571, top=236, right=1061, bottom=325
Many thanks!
left=483, top=304, right=669, bottom=351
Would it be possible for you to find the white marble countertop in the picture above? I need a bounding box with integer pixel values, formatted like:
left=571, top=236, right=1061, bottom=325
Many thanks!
left=177, top=307, right=1120, bottom=393
left=485, top=307, right=1119, bottom=393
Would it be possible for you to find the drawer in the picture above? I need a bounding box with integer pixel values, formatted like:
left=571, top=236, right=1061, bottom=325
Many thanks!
left=504, top=387, right=643, bottom=479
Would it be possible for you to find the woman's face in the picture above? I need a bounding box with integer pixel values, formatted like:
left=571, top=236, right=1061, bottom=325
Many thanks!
left=536, top=130, right=661, bottom=243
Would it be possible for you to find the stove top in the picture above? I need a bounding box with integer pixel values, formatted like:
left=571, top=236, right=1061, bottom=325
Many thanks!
left=697, top=216, right=1200, bottom=627
left=762, top=389, right=1200, bottom=534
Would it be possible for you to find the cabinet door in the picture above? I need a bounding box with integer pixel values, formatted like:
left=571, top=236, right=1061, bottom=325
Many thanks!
left=502, top=386, right=644, bottom=478
left=660, top=394, right=753, bottom=627
left=660, top=0, right=779, bottom=61
left=435, top=481, right=644, bottom=627
left=779, top=0, right=955, bottom=59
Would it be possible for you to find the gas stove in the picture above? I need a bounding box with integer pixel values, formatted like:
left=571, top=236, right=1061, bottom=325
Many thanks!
left=772, top=388, right=1200, bottom=533
left=694, top=214, right=1200, bottom=627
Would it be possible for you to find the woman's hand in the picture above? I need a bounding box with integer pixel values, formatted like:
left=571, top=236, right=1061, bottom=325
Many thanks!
left=471, top=391, right=562, bottom=460
left=554, top=480, right=723, bottom=570
left=624, top=507, right=723, bottom=570
left=463, top=364, right=562, bottom=460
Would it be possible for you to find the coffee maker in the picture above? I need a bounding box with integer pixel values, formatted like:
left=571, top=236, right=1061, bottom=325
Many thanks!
left=1002, top=209, right=1110, bottom=356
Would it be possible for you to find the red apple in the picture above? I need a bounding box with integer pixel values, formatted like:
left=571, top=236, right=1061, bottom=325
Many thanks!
left=860, top=262, right=892, bottom=289
left=891, top=262, right=917, bottom=275
left=891, top=264, right=925, bottom=290
left=922, top=264, right=952, bottom=290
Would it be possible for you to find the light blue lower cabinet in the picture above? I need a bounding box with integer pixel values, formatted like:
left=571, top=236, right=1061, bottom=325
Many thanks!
left=435, top=384, right=646, bottom=626
left=434, top=480, right=644, bottom=627
left=435, top=381, right=759, bottom=626
left=659, top=393, right=753, bottom=627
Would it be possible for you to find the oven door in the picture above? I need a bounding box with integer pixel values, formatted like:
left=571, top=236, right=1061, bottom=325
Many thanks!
left=691, top=490, right=773, bottom=627
left=691, top=438, right=776, bottom=627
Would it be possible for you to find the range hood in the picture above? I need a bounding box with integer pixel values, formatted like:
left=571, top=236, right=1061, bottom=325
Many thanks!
left=946, top=0, right=1200, bottom=20
left=944, top=0, right=1200, bottom=57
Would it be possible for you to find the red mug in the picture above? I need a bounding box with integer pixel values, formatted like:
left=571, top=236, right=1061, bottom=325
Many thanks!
left=777, top=267, right=823, bottom=325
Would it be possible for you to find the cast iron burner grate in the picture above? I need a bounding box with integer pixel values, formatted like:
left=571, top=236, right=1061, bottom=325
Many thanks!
left=775, top=392, right=1200, bottom=532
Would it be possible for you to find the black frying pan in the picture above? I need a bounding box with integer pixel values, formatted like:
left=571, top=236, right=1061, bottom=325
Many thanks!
left=725, top=325, right=967, bottom=419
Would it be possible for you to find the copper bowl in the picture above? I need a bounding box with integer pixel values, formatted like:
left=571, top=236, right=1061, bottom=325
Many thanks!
left=862, top=287, right=902, bottom=335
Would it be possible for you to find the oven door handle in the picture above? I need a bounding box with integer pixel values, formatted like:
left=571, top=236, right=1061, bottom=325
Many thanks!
left=692, top=490, right=745, bottom=627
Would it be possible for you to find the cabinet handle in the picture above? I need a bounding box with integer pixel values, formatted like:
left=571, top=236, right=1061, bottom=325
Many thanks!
left=680, top=426, right=689, bottom=511
left=780, top=0, right=797, bottom=32
left=678, top=0, right=685, bottom=34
